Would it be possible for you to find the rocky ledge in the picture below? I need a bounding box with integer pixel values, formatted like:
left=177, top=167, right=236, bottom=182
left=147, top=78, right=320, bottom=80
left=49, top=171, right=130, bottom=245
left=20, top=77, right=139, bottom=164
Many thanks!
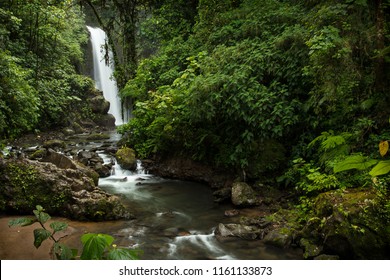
left=0, top=151, right=131, bottom=221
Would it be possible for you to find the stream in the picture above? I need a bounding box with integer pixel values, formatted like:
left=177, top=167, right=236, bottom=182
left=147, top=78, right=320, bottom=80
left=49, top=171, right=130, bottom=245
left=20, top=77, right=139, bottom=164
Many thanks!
left=70, top=132, right=303, bottom=260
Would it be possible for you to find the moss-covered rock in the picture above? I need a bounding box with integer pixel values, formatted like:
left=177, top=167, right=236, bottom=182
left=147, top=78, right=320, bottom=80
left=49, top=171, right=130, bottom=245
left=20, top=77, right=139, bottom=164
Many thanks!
left=231, top=182, right=260, bottom=207
left=311, top=189, right=390, bottom=259
left=116, top=147, right=137, bottom=171
left=299, top=238, right=323, bottom=259
left=86, top=133, right=111, bottom=141
left=262, top=227, right=294, bottom=248
left=0, top=157, right=131, bottom=221
left=42, top=139, right=66, bottom=150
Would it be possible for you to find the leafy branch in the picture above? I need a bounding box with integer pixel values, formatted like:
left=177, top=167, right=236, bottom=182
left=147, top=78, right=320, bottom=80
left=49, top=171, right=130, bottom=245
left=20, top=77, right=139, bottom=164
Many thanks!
left=8, top=205, right=141, bottom=260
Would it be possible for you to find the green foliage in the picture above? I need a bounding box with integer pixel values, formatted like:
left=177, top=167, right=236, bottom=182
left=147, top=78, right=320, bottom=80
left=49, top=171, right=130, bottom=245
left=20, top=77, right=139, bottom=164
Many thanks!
left=8, top=205, right=141, bottom=260
left=369, top=161, right=390, bottom=177
left=333, top=155, right=378, bottom=173
left=0, top=1, right=91, bottom=139
left=0, top=51, right=40, bottom=138
left=121, top=0, right=310, bottom=174
left=281, top=158, right=340, bottom=196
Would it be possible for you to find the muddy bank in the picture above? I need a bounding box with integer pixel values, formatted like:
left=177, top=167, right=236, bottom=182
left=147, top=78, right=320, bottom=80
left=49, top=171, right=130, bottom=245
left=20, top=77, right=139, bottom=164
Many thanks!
left=0, top=215, right=126, bottom=260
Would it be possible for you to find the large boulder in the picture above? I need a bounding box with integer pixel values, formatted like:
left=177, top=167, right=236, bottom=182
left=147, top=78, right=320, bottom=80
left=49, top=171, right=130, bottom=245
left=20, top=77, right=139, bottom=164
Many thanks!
left=312, top=189, right=390, bottom=259
left=94, top=114, right=116, bottom=128
left=116, top=147, right=137, bottom=171
left=231, top=182, right=260, bottom=207
left=89, top=94, right=110, bottom=114
left=0, top=157, right=131, bottom=221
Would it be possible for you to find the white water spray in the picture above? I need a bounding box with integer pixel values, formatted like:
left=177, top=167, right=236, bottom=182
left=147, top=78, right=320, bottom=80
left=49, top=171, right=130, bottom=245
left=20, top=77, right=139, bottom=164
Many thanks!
left=87, top=26, right=128, bottom=125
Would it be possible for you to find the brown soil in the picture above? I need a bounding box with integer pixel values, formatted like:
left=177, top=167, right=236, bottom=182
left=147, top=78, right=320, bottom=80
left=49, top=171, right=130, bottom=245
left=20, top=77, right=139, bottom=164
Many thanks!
left=0, top=216, right=126, bottom=260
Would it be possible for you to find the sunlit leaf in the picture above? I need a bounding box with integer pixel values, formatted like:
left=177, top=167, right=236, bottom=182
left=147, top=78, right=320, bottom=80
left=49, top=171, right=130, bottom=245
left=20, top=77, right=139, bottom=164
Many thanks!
left=33, top=228, right=51, bottom=249
left=8, top=217, right=37, bottom=227
left=369, top=160, right=390, bottom=177
left=379, top=140, right=389, bottom=157
left=333, top=155, right=378, bottom=173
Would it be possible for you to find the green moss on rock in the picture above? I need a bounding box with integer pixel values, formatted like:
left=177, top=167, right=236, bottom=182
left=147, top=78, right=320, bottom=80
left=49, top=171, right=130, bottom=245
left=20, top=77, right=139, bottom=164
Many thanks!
left=116, top=147, right=137, bottom=171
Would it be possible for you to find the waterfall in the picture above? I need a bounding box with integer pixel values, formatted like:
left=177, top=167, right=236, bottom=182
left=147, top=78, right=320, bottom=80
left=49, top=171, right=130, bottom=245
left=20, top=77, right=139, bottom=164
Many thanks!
left=87, top=26, right=128, bottom=126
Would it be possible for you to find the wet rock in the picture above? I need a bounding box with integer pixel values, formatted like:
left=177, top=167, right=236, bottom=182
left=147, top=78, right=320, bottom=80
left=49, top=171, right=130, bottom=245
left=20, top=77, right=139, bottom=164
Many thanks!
left=224, top=209, right=240, bottom=217
left=240, top=216, right=271, bottom=229
left=86, top=133, right=111, bottom=141
left=43, top=139, right=66, bottom=150
left=77, top=150, right=111, bottom=178
left=116, top=147, right=137, bottom=171
left=94, top=114, right=116, bottom=129
left=215, top=223, right=262, bottom=240
left=231, top=182, right=260, bottom=207
left=63, top=128, right=76, bottom=136
left=263, top=228, right=293, bottom=248
left=89, top=95, right=110, bottom=114
left=213, top=187, right=231, bottom=203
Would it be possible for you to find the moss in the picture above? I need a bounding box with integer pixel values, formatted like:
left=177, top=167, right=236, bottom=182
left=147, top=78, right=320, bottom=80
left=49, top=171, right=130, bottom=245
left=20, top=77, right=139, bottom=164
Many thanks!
left=28, top=149, right=47, bottom=160
left=116, top=147, right=137, bottom=171
left=1, top=161, right=72, bottom=215
left=86, top=133, right=111, bottom=140
left=43, top=139, right=66, bottom=149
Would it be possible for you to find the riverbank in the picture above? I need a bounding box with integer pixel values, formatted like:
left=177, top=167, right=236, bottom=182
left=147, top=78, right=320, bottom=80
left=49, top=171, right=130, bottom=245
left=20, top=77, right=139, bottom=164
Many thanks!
left=2, top=128, right=389, bottom=260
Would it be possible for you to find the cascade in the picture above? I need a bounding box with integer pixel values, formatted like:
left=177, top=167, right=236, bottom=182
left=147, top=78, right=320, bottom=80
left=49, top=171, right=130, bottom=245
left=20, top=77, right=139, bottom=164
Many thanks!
left=87, top=26, right=128, bottom=126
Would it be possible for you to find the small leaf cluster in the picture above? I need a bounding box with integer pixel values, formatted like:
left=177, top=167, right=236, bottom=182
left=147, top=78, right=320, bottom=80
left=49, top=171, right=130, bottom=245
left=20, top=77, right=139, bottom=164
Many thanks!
left=8, top=205, right=141, bottom=260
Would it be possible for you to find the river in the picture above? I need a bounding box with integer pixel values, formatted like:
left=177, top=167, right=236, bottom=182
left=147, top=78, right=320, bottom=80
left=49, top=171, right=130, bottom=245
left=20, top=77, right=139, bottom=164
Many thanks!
left=0, top=131, right=302, bottom=260
left=74, top=132, right=302, bottom=260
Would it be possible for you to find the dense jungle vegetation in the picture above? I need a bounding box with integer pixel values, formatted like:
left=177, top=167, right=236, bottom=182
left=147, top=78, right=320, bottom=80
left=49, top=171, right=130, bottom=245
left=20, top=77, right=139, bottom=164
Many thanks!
left=1, top=0, right=390, bottom=257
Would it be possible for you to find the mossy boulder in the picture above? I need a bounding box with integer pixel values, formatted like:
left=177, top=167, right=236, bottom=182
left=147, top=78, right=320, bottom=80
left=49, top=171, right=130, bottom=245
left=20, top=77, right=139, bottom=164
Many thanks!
left=231, top=182, right=260, bottom=207
left=86, top=133, right=111, bottom=141
left=89, top=95, right=110, bottom=114
left=312, top=189, right=390, bottom=259
left=42, top=139, right=66, bottom=150
left=0, top=157, right=131, bottom=221
left=263, top=227, right=294, bottom=248
left=116, top=147, right=137, bottom=171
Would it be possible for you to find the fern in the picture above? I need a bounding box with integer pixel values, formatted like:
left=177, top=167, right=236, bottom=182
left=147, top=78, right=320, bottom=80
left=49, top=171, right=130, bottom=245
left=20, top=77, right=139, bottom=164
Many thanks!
left=309, top=130, right=352, bottom=165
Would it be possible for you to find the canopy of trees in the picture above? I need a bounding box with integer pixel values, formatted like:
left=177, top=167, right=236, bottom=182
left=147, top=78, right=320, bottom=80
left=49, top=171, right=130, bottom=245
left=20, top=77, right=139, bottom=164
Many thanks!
left=1, top=0, right=389, bottom=184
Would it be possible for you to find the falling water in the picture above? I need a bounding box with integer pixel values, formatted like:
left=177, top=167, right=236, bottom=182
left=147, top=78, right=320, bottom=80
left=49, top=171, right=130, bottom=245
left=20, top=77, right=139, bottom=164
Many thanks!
left=87, top=26, right=128, bottom=126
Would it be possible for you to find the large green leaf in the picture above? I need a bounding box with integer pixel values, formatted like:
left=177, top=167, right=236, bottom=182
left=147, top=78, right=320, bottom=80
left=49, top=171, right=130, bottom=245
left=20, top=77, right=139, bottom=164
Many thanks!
left=33, top=228, right=52, bottom=249
left=369, top=160, right=390, bottom=177
left=8, top=217, right=36, bottom=227
left=80, top=233, right=114, bottom=260
left=333, top=155, right=378, bottom=173
left=50, top=221, right=68, bottom=233
left=107, top=248, right=141, bottom=260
